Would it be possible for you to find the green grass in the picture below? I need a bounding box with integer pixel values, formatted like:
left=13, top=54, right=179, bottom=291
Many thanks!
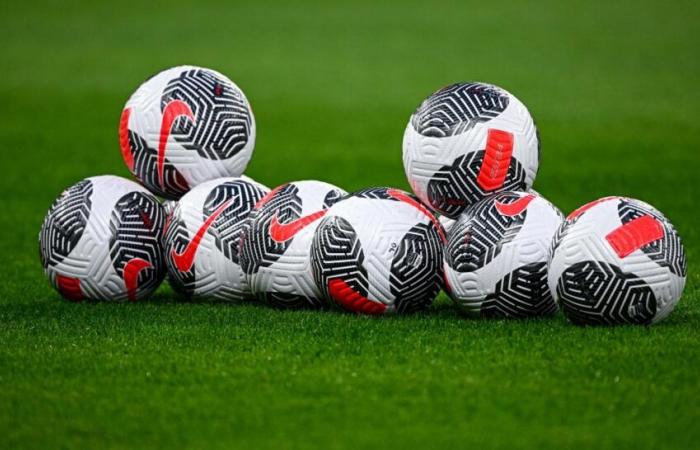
left=1, top=0, right=699, bottom=448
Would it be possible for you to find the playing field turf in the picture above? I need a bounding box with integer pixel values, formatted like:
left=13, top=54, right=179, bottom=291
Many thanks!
left=1, top=0, right=699, bottom=448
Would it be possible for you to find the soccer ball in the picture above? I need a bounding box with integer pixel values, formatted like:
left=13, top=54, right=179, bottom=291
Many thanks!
left=119, top=65, right=256, bottom=199
left=163, top=177, right=268, bottom=300
left=240, top=180, right=347, bottom=309
left=403, top=82, right=539, bottom=219
left=39, top=175, right=165, bottom=301
left=548, top=197, right=686, bottom=325
left=444, top=191, right=563, bottom=318
left=310, top=187, right=445, bottom=315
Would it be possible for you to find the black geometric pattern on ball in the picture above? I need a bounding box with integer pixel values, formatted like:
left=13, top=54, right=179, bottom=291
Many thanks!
left=311, top=215, right=369, bottom=302
left=617, top=199, right=687, bottom=277
left=389, top=223, right=443, bottom=313
left=163, top=203, right=196, bottom=297
left=557, top=260, right=657, bottom=325
left=126, top=130, right=189, bottom=199
left=203, top=180, right=267, bottom=265
left=411, top=82, right=509, bottom=138
left=427, top=151, right=526, bottom=218
left=351, top=187, right=395, bottom=200
left=108, top=191, right=165, bottom=294
left=240, top=184, right=302, bottom=275
left=40, top=179, right=93, bottom=268
left=161, top=68, right=252, bottom=160
left=480, top=262, right=556, bottom=318
left=323, top=189, right=345, bottom=209
left=445, top=192, right=528, bottom=273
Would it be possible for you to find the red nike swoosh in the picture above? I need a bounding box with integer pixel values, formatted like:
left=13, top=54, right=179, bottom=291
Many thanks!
left=158, top=100, right=195, bottom=189
left=254, top=184, right=286, bottom=210
left=269, top=210, right=327, bottom=243
left=386, top=189, right=447, bottom=243
left=123, top=257, right=152, bottom=301
left=328, top=278, right=386, bottom=315
left=495, top=193, right=535, bottom=216
left=170, top=199, right=233, bottom=272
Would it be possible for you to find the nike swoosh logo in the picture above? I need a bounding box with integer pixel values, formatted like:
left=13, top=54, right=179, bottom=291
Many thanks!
left=495, top=193, right=535, bottom=216
left=170, top=199, right=233, bottom=272
left=269, top=210, right=327, bottom=243
left=123, top=257, right=152, bottom=301
left=328, top=278, right=386, bottom=315
left=386, top=189, right=447, bottom=243
left=158, top=100, right=195, bottom=189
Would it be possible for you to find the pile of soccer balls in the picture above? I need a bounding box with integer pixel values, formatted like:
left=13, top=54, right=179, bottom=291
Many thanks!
left=39, top=65, right=687, bottom=326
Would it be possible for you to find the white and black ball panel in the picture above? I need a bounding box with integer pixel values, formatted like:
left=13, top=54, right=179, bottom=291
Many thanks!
left=120, top=65, right=256, bottom=199
left=403, top=82, right=539, bottom=218
left=39, top=176, right=166, bottom=301
left=548, top=197, right=686, bottom=325
left=40, top=178, right=93, bottom=269
left=310, top=187, right=445, bottom=315
left=163, top=176, right=268, bottom=301
left=108, top=190, right=166, bottom=299
left=240, top=180, right=348, bottom=309
left=444, top=191, right=563, bottom=318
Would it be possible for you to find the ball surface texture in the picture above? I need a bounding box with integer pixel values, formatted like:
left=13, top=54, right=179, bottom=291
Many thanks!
left=163, top=176, right=268, bottom=300
left=403, top=82, right=539, bottom=218
left=120, top=65, right=256, bottom=199
left=240, top=180, right=347, bottom=309
left=548, top=197, right=686, bottom=325
left=39, top=175, right=166, bottom=301
left=310, top=187, right=445, bottom=315
left=444, top=191, right=563, bottom=317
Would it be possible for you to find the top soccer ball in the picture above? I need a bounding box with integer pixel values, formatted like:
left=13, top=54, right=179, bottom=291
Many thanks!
left=119, top=65, right=256, bottom=199
left=403, top=82, right=539, bottom=219
left=548, top=197, right=687, bottom=325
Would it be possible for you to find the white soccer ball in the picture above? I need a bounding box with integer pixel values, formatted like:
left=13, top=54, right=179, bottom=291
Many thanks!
left=163, top=177, right=268, bottom=300
left=240, top=180, right=347, bottom=308
left=39, top=175, right=166, bottom=301
left=310, top=187, right=446, bottom=315
left=548, top=197, right=687, bottom=325
left=119, top=65, right=256, bottom=199
left=444, top=191, right=563, bottom=317
left=403, top=82, right=539, bottom=219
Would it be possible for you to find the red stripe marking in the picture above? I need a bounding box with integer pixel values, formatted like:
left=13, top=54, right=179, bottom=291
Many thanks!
left=606, top=215, right=664, bottom=258
left=123, top=258, right=152, bottom=301
left=386, top=189, right=447, bottom=243
left=119, top=108, right=134, bottom=171
left=567, top=196, right=619, bottom=220
left=476, top=129, right=514, bottom=191
left=328, top=279, right=386, bottom=315
left=495, top=193, right=535, bottom=216
left=158, top=100, right=195, bottom=189
left=56, top=275, right=83, bottom=302
left=254, top=184, right=285, bottom=210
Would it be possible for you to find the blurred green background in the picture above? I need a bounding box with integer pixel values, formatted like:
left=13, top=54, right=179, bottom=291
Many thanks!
left=0, top=0, right=698, bottom=449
